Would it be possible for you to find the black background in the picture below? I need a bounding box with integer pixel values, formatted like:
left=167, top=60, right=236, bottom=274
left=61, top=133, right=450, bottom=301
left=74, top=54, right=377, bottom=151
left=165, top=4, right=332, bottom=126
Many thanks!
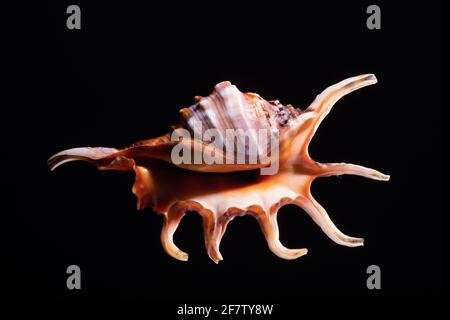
left=2, top=0, right=447, bottom=303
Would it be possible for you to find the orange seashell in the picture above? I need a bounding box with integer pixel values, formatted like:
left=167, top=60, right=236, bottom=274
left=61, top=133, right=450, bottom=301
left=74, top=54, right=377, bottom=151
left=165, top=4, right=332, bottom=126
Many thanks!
left=49, top=74, right=389, bottom=263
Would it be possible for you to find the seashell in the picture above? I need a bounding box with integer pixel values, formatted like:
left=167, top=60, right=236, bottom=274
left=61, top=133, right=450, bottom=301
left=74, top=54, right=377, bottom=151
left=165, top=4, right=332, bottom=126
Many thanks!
left=48, top=74, right=389, bottom=263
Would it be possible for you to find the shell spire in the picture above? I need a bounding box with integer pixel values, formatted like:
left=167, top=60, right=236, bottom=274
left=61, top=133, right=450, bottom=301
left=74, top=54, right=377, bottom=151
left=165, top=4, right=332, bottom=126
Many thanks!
left=49, top=74, right=389, bottom=263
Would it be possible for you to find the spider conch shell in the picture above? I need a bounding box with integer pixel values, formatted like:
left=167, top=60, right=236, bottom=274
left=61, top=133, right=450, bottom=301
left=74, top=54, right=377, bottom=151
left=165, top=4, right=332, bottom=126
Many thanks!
left=49, top=74, right=389, bottom=263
